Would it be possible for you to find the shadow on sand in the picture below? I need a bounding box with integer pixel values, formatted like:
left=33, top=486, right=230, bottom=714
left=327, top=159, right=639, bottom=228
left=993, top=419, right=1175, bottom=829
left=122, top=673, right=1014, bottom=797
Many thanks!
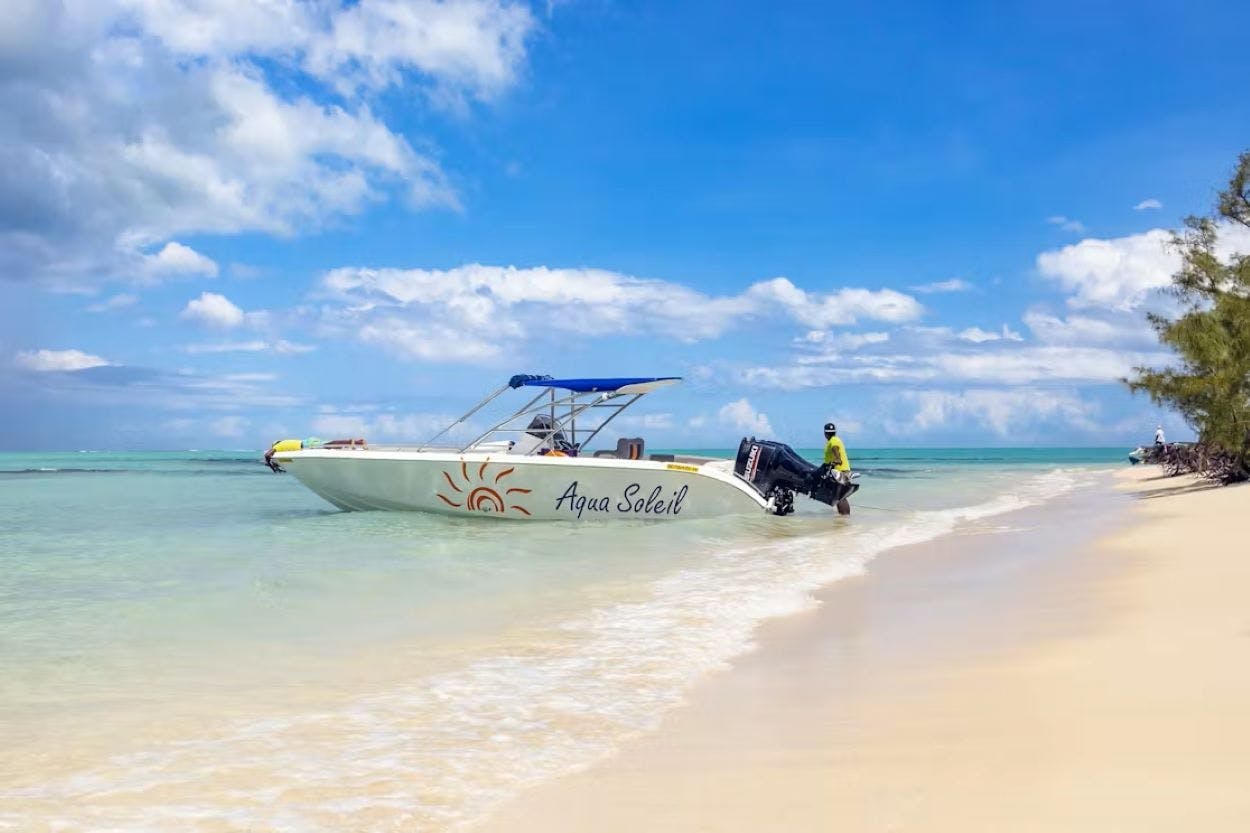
left=1135, top=478, right=1229, bottom=500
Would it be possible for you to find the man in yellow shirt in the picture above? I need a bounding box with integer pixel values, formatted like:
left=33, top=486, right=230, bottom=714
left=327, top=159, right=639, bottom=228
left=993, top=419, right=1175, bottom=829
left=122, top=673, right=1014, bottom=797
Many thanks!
left=823, top=422, right=852, bottom=515
left=823, top=422, right=850, bottom=471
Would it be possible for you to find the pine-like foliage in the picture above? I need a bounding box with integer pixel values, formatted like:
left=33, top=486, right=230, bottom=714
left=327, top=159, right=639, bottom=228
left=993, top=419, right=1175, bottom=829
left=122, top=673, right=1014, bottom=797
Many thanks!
left=1126, top=151, right=1250, bottom=482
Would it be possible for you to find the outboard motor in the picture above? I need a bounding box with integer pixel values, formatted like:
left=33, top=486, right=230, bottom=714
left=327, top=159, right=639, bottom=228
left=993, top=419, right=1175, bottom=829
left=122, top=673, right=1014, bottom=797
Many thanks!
left=733, top=438, right=860, bottom=516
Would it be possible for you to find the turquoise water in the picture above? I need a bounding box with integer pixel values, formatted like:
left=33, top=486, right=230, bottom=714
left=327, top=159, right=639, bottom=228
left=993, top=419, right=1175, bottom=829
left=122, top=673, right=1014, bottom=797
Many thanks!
left=0, top=449, right=1122, bottom=831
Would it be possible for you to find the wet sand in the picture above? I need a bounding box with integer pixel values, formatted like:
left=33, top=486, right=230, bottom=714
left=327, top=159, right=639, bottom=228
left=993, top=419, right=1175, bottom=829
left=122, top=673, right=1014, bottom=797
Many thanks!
left=477, top=467, right=1250, bottom=832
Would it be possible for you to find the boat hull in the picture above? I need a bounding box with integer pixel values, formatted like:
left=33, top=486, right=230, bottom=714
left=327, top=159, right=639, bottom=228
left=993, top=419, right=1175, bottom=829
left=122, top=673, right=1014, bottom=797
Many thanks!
left=276, top=449, right=771, bottom=520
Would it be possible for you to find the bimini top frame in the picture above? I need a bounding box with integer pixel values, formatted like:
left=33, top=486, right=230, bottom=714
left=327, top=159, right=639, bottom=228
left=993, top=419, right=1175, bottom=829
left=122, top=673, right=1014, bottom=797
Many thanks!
left=418, top=375, right=681, bottom=455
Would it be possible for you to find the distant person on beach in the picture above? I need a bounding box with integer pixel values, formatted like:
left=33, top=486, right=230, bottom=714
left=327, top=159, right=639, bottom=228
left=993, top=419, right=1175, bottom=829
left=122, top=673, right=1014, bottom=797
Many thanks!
left=1155, top=425, right=1166, bottom=446
left=823, top=422, right=853, bottom=516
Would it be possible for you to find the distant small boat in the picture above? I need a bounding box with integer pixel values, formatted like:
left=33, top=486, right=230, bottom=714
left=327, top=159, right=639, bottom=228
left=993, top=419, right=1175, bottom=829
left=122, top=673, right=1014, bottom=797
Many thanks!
left=266, top=374, right=859, bottom=520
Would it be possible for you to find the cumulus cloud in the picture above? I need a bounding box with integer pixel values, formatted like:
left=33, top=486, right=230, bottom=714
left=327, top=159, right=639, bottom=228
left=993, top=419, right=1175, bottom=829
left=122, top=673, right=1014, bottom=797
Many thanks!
left=718, top=398, right=774, bottom=436
left=115, top=0, right=535, bottom=101
left=1134, top=199, right=1163, bottom=211
left=319, top=265, right=923, bottom=362
left=1037, top=224, right=1250, bottom=310
left=894, top=388, right=1097, bottom=437
left=910, top=278, right=972, bottom=293
left=180, top=292, right=245, bottom=328
left=13, top=348, right=111, bottom=372
left=0, top=0, right=535, bottom=288
left=300, top=0, right=536, bottom=101
left=1036, top=229, right=1176, bottom=310
left=746, top=278, right=922, bottom=328
left=140, top=242, right=219, bottom=281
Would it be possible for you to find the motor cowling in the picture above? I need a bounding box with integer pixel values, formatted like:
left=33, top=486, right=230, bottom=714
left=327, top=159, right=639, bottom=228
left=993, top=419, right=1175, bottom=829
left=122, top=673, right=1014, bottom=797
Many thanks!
left=733, top=438, right=859, bottom=515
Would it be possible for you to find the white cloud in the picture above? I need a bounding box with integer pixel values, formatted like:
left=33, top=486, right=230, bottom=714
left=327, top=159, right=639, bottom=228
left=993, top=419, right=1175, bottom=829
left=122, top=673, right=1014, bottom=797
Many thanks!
left=319, top=265, right=923, bottom=362
left=1134, top=199, right=1163, bottom=211
left=928, top=346, right=1152, bottom=384
left=14, top=348, right=111, bottom=372
left=358, top=319, right=507, bottom=363
left=1, top=0, right=535, bottom=287
left=1022, top=311, right=1153, bottom=346
left=222, top=372, right=277, bottom=383
left=894, top=388, right=1097, bottom=437
left=310, top=411, right=458, bottom=441
left=957, top=324, right=1023, bottom=343
left=115, top=0, right=536, bottom=101
left=797, top=330, right=890, bottom=349
left=740, top=344, right=1169, bottom=389
left=615, top=412, right=676, bottom=432
left=86, top=293, right=139, bottom=313
left=310, top=413, right=371, bottom=438
left=184, top=340, right=268, bottom=354
left=141, top=242, right=219, bottom=280
left=266, top=339, right=315, bottom=356
left=183, top=339, right=315, bottom=355
left=1046, top=215, right=1087, bottom=234
left=717, top=398, right=774, bottom=436
left=1037, top=228, right=1176, bottom=310
left=209, top=415, right=250, bottom=438
left=744, top=278, right=923, bottom=328
left=15, top=359, right=302, bottom=410
left=910, top=278, right=973, bottom=293
left=181, top=292, right=245, bottom=328
left=1037, top=224, right=1250, bottom=310
left=783, top=322, right=1148, bottom=386
left=302, top=0, right=536, bottom=101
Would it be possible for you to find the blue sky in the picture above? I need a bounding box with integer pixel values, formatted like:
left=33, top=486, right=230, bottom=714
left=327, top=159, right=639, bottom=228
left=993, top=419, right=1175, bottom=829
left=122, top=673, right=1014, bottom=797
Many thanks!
left=4, top=0, right=1250, bottom=450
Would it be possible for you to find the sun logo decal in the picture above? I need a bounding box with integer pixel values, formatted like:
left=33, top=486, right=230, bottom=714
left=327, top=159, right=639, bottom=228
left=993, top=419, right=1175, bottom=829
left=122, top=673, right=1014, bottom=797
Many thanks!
left=437, top=461, right=532, bottom=516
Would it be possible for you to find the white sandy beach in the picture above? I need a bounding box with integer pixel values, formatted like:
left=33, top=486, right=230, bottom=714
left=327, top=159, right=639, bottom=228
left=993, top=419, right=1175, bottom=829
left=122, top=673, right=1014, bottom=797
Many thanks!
left=478, top=466, right=1250, bottom=832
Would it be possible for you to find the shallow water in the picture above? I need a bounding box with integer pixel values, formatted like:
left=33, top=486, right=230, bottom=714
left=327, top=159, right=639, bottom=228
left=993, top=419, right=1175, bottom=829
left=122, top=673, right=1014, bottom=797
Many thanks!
left=0, top=449, right=1123, bottom=831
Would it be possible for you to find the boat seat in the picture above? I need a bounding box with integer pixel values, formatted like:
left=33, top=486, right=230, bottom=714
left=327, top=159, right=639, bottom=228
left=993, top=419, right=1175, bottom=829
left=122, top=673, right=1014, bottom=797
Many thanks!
left=615, top=437, right=644, bottom=460
left=590, top=438, right=646, bottom=459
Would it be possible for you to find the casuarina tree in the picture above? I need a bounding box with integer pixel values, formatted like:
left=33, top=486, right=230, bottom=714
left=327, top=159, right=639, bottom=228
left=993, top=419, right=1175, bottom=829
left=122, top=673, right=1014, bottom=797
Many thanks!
left=1126, top=151, right=1250, bottom=482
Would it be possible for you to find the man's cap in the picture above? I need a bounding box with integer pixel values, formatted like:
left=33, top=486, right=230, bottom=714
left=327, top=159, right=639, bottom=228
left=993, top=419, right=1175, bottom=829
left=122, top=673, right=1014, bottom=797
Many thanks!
left=824, top=422, right=836, bottom=432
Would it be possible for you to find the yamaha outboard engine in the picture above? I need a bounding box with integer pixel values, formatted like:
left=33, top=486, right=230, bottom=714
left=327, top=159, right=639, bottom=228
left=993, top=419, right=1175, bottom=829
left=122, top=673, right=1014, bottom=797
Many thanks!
left=733, top=438, right=860, bottom=516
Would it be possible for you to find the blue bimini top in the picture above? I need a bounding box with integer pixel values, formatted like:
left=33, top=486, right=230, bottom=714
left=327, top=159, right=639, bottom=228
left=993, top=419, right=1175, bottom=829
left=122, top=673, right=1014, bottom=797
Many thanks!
left=507, top=375, right=681, bottom=393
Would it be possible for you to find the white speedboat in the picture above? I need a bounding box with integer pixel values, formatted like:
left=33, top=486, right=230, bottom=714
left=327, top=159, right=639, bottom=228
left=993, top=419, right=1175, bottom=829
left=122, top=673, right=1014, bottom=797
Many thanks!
left=266, top=375, right=858, bottom=520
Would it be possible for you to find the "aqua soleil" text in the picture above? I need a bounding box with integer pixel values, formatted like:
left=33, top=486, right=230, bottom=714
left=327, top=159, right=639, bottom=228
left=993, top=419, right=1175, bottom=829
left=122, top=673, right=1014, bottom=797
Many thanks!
left=554, top=481, right=689, bottom=519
